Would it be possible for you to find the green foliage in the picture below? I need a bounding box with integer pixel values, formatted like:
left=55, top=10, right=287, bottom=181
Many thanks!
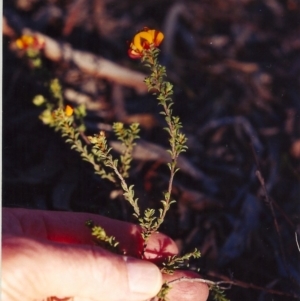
left=161, top=249, right=201, bottom=275
left=88, top=132, right=140, bottom=217
left=24, top=48, right=43, bottom=68
left=85, top=220, right=120, bottom=254
left=138, top=208, right=159, bottom=240
left=33, top=76, right=141, bottom=217
left=74, top=104, right=87, bottom=132
left=32, top=40, right=230, bottom=301
left=157, top=282, right=172, bottom=301
left=32, top=94, right=46, bottom=106
left=112, top=122, right=140, bottom=178
left=50, top=78, right=64, bottom=107
left=49, top=107, right=115, bottom=183
left=138, top=46, right=188, bottom=239
left=209, top=285, right=230, bottom=301
left=34, top=45, right=189, bottom=240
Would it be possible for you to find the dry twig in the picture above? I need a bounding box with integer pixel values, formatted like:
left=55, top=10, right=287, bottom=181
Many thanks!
left=3, top=16, right=148, bottom=94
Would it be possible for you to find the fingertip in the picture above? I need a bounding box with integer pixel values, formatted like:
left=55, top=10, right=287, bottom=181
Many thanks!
left=144, top=232, right=179, bottom=263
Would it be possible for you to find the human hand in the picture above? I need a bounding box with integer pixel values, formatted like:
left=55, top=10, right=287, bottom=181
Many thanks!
left=2, top=208, right=209, bottom=301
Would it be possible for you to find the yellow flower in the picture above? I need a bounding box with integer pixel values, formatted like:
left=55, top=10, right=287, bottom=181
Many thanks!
left=128, top=27, right=164, bottom=59
left=65, top=105, right=74, bottom=117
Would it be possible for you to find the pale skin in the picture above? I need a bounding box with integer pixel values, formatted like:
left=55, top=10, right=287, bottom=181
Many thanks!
left=2, top=208, right=209, bottom=301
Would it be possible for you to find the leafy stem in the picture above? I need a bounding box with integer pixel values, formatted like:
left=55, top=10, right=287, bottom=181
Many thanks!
left=140, top=46, right=188, bottom=237
left=160, top=248, right=201, bottom=275
left=112, top=122, right=140, bottom=179
left=51, top=108, right=113, bottom=181
left=88, top=132, right=140, bottom=217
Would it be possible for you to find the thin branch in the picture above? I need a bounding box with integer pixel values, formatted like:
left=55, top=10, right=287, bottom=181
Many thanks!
left=166, top=277, right=231, bottom=290
left=250, top=143, right=291, bottom=282
left=207, top=271, right=300, bottom=299
left=255, top=169, right=290, bottom=277
left=296, top=232, right=300, bottom=252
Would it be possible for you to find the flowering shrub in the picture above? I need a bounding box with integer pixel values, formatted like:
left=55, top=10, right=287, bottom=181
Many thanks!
left=27, top=29, right=229, bottom=301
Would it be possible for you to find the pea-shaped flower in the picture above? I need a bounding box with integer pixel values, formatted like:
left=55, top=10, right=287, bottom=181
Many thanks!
left=128, top=27, right=164, bottom=59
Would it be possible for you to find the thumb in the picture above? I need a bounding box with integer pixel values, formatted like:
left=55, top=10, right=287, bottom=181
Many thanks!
left=2, top=236, right=162, bottom=301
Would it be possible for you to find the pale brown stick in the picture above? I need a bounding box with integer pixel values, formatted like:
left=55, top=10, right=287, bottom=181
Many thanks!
left=296, top=232, right=300, bottom=252
left=3, top=17, right=147, bottom=94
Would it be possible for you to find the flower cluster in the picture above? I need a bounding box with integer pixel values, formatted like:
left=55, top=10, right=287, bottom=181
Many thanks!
left=15, top=34, right=45, bottom=68
left=128, top=27, right=164, bottom=59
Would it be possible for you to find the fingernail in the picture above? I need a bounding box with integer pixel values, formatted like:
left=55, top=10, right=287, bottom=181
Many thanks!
left=124, top=257, right=162, bottom=299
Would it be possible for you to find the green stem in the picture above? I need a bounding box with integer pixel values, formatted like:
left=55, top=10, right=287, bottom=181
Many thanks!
left=142, top=47, right=186, bottom=233
left=105, top=157, right=140, bottom=217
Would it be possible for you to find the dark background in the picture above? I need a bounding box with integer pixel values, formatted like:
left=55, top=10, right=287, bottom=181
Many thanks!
left=2, top=0, right=300, bottom=300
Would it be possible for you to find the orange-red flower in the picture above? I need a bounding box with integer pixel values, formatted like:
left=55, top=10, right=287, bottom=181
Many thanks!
left=16, top=35, right=45, bottom=50
left=65, top=105, right=74, bottom=117
left=128, top=28, right=164, bottom=59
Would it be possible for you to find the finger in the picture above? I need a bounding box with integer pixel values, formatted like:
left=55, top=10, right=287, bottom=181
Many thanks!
left=162, top=271, right=209, bottom=301
left=2, top=208, right=138, bottom=245
left=3, top=208, right=178, bottom=259
left=2, top=236, right=162, bottom=301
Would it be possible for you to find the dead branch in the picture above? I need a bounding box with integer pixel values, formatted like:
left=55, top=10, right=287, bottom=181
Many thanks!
left=110, top=140, right=207, bottom=181
left=3, top=16, right=148, bottom=94
left=296, top=232, right=300, bottom=252
left=207, top=271, right=300, bottom=299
